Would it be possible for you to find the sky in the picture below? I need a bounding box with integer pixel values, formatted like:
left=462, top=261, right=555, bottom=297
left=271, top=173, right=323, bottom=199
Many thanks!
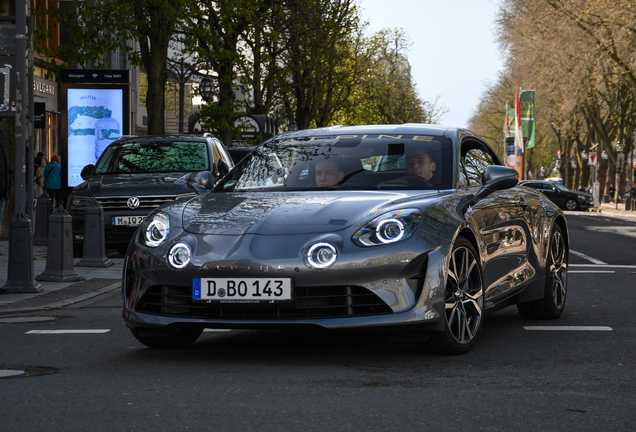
left=359, top=0, right=505, bottom=128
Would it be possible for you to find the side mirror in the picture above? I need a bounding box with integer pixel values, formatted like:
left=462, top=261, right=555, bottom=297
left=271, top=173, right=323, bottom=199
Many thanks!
left=187, top=170, right=218, bottom=194
left=80, top=164, right=95, bottom=180
left=476, top=165, right=519, bottom=199
left=458, top=165, right=519, bottom=215
left=217, top=159, right=231, bottom=178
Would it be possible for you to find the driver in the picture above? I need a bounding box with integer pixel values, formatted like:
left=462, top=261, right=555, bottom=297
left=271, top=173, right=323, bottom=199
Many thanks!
left=406, top=148, right=436, bottom=181
left=315, top=159, right=344, bottom=187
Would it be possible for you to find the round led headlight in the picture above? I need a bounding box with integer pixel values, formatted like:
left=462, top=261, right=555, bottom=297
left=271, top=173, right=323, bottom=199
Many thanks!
left=144, top=212, right=170, bottom=247
left=376, top=218, right=405, bottom=243
left=168, top=242, right=191, bottom=269
left=352, top=209, right=422, bottom=247
left=306, top=242, right=338, bottom=269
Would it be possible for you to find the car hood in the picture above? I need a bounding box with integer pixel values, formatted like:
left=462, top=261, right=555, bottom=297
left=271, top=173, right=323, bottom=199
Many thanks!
left=74, top=172, right=192, bottom=197
left=182, top=191, right=439, bottom=235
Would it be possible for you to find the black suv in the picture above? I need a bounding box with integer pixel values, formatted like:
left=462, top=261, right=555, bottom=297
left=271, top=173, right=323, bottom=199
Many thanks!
left=67, top=134, right=234, bottom=254
left=519, top=180, right=594, bottom=211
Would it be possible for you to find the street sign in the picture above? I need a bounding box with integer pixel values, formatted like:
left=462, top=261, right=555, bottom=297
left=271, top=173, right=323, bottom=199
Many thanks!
left=589, top=152, right=597, bottom=166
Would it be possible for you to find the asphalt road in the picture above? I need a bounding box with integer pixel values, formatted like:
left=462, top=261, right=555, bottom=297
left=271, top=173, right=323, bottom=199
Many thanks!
left=1, top=211, right=635, bottom=431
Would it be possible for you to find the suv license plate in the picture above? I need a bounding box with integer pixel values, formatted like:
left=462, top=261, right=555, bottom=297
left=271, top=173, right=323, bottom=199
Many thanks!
left=111, top=216, right=146, bottom=226
left=193, top=278, right=292, bottom=303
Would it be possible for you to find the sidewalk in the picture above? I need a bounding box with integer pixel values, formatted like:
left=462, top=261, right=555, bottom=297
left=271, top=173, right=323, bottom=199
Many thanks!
left=593, top=201, right=636, bottom=219
left=0, top=240, right=124, bottom=315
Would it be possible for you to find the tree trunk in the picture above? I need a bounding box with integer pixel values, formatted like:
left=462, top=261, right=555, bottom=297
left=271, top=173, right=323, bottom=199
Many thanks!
left=146, top=50, right=168, bottom=135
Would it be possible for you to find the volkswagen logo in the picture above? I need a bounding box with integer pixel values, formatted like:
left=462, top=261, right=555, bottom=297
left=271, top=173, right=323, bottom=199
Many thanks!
left=127, top=197, right=140, bottom=209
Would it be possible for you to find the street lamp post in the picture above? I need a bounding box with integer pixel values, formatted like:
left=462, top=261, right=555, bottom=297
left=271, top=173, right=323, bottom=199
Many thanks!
left=167, top=56, right=201, bottom=134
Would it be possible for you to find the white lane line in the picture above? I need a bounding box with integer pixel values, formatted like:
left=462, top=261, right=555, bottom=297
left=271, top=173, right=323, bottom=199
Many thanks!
left=570, top=264, right=636, bottom=269
left=26, top=330, right=111, bottom=334
left=203, top=329, right=232, bottom=332
left=0, top=370, right=25, bottom=378
left=524, top=326, right=613, bottom=331
left=569, top=270, right=615, bottom=273
left=570, top=250, right=606, bottom=264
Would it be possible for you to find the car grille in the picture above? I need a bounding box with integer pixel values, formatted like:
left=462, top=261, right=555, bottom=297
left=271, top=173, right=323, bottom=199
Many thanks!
left=96, top=195, right=179, bottom=211
left=135, top=285, right=393, bottom=319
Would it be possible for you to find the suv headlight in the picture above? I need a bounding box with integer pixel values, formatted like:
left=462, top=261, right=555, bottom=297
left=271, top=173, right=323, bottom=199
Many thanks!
left=69, top=195, right=94, bottom=210
left=352, top=209, right=422, bottom=247
left=143, top=212, right=170, bottom=247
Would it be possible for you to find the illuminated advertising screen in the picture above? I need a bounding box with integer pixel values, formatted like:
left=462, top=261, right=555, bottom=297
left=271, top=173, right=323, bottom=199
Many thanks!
left=66, top=88, right=124, bottom=187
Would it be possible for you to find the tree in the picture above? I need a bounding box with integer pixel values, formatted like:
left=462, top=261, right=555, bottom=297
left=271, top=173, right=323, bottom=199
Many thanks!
left=36, top=0, right=194, bottom=135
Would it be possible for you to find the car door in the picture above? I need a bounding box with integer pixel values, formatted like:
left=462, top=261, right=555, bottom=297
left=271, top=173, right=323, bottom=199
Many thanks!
left=536, top=182, right=564, bottom=208
left=460, top=141, right=532, bottom=304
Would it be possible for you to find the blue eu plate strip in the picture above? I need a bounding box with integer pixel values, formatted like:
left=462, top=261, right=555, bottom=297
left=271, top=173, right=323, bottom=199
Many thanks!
left=192, top=278, right=201, bottom=299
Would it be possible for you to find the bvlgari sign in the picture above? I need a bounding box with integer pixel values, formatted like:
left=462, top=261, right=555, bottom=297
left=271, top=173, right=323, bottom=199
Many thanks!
left=34, top=78, right=55, bottom=96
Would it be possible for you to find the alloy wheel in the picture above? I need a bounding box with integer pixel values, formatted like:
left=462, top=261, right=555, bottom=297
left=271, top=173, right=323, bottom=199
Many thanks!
left=445, top=245, right=484, bottom=345
left=548, top=229, right=567, bottom=310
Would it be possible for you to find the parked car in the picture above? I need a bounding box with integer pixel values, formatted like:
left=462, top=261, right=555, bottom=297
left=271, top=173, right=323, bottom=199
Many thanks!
left=67, top=134, right=234, bottom=255
left=122, top=125, right=569, bottom=354
left=519, top=180, right=593, bottom=211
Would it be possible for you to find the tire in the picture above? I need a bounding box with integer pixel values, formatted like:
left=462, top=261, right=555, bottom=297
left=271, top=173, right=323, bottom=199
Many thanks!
left=517, top=224, right=567, bottom=319
left=564, top=198, right=578, bottom=211
left=420, top=237, right=484, bottom=354
left=130, top=327, right=203, bottom=349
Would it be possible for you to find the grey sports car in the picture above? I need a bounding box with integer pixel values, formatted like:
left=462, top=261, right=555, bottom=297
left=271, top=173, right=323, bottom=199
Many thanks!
left=122, top=125, right=569, bottom=354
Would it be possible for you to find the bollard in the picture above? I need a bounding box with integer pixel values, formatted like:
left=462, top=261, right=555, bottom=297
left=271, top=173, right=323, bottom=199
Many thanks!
left=76, top=197, right=113, bottom=268
left=1, top=210, right=42, bottom=293
left=34, top=194, right=52, bottom=246
left=36, top=206, right=84, bottom=282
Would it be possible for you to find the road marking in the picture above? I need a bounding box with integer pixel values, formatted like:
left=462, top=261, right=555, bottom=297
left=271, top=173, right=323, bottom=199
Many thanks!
left=570, top=250, right=606, bottom=264
left=26, top=330, right=111, bottom=334
left=0, top=369, right=25, bottom=378
left=568, top=270, right=615, bottom=273
left=570, top=264, right=636, bottom=269
left=203, top=329, right=232, bottom=332
left=524, top=326, right=612, bottom=331
left=584, top=226, right=636, bottom=239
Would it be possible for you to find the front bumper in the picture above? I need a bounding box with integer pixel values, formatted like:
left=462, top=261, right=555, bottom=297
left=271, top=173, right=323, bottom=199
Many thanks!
left=122, top=231, right=450, bottom=332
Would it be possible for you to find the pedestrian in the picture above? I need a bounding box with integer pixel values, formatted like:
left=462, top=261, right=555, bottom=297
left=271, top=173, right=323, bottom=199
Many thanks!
left=35, top=157, right=47, bottom=197
left=608, top=183, right=615, bottom=202
left=44, top=155, right=62, bottom=208
left=34, top=151, right=43, bottom=168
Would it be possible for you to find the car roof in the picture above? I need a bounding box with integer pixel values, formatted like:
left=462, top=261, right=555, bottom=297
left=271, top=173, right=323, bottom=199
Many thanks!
left=276, top=124, right=453, bottom=138
left=113, top=135, right=211, bottom=145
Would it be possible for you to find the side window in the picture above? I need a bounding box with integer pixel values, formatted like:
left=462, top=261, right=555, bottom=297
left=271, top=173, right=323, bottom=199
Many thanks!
left=457, top=166, right=470, bottom=188
left=462, top=148, right=495, bottom=186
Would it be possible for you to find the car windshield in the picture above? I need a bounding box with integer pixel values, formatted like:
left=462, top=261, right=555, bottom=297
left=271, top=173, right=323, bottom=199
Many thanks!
left=553, top=182, right=571, bottom=192
left=94, top=141, right=209, bottom=174
left=217, top=134, right=453, bottom=192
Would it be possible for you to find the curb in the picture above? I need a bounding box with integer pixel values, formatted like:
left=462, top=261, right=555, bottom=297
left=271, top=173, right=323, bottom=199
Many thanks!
left=0, top=282, right=121, bottom=316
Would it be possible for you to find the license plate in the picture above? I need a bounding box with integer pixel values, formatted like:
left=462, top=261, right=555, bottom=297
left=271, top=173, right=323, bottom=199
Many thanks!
left=193, top=278, right=292, bottom=303
left=111, top=215, right=146, bottom=226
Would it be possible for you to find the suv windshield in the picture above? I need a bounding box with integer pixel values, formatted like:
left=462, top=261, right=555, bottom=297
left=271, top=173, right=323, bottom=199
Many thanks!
left=218, top=134, right=453, bottom=191
left=94, top=141, right=209, bottom=174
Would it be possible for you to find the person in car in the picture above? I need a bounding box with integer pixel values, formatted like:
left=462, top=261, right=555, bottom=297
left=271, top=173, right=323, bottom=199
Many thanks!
left=315, top=159, right=344, bottom=187
left=406, top=148, right=436, bottom=181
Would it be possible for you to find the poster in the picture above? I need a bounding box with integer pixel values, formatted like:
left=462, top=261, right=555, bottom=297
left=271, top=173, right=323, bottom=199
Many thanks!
left=67, top=88, right=123, bottom=187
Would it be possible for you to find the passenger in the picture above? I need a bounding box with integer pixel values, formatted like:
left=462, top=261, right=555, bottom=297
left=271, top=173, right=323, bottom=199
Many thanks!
left=315, top=159, right=344, bottom=187
left=406, top=148, right=436, bottom=181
